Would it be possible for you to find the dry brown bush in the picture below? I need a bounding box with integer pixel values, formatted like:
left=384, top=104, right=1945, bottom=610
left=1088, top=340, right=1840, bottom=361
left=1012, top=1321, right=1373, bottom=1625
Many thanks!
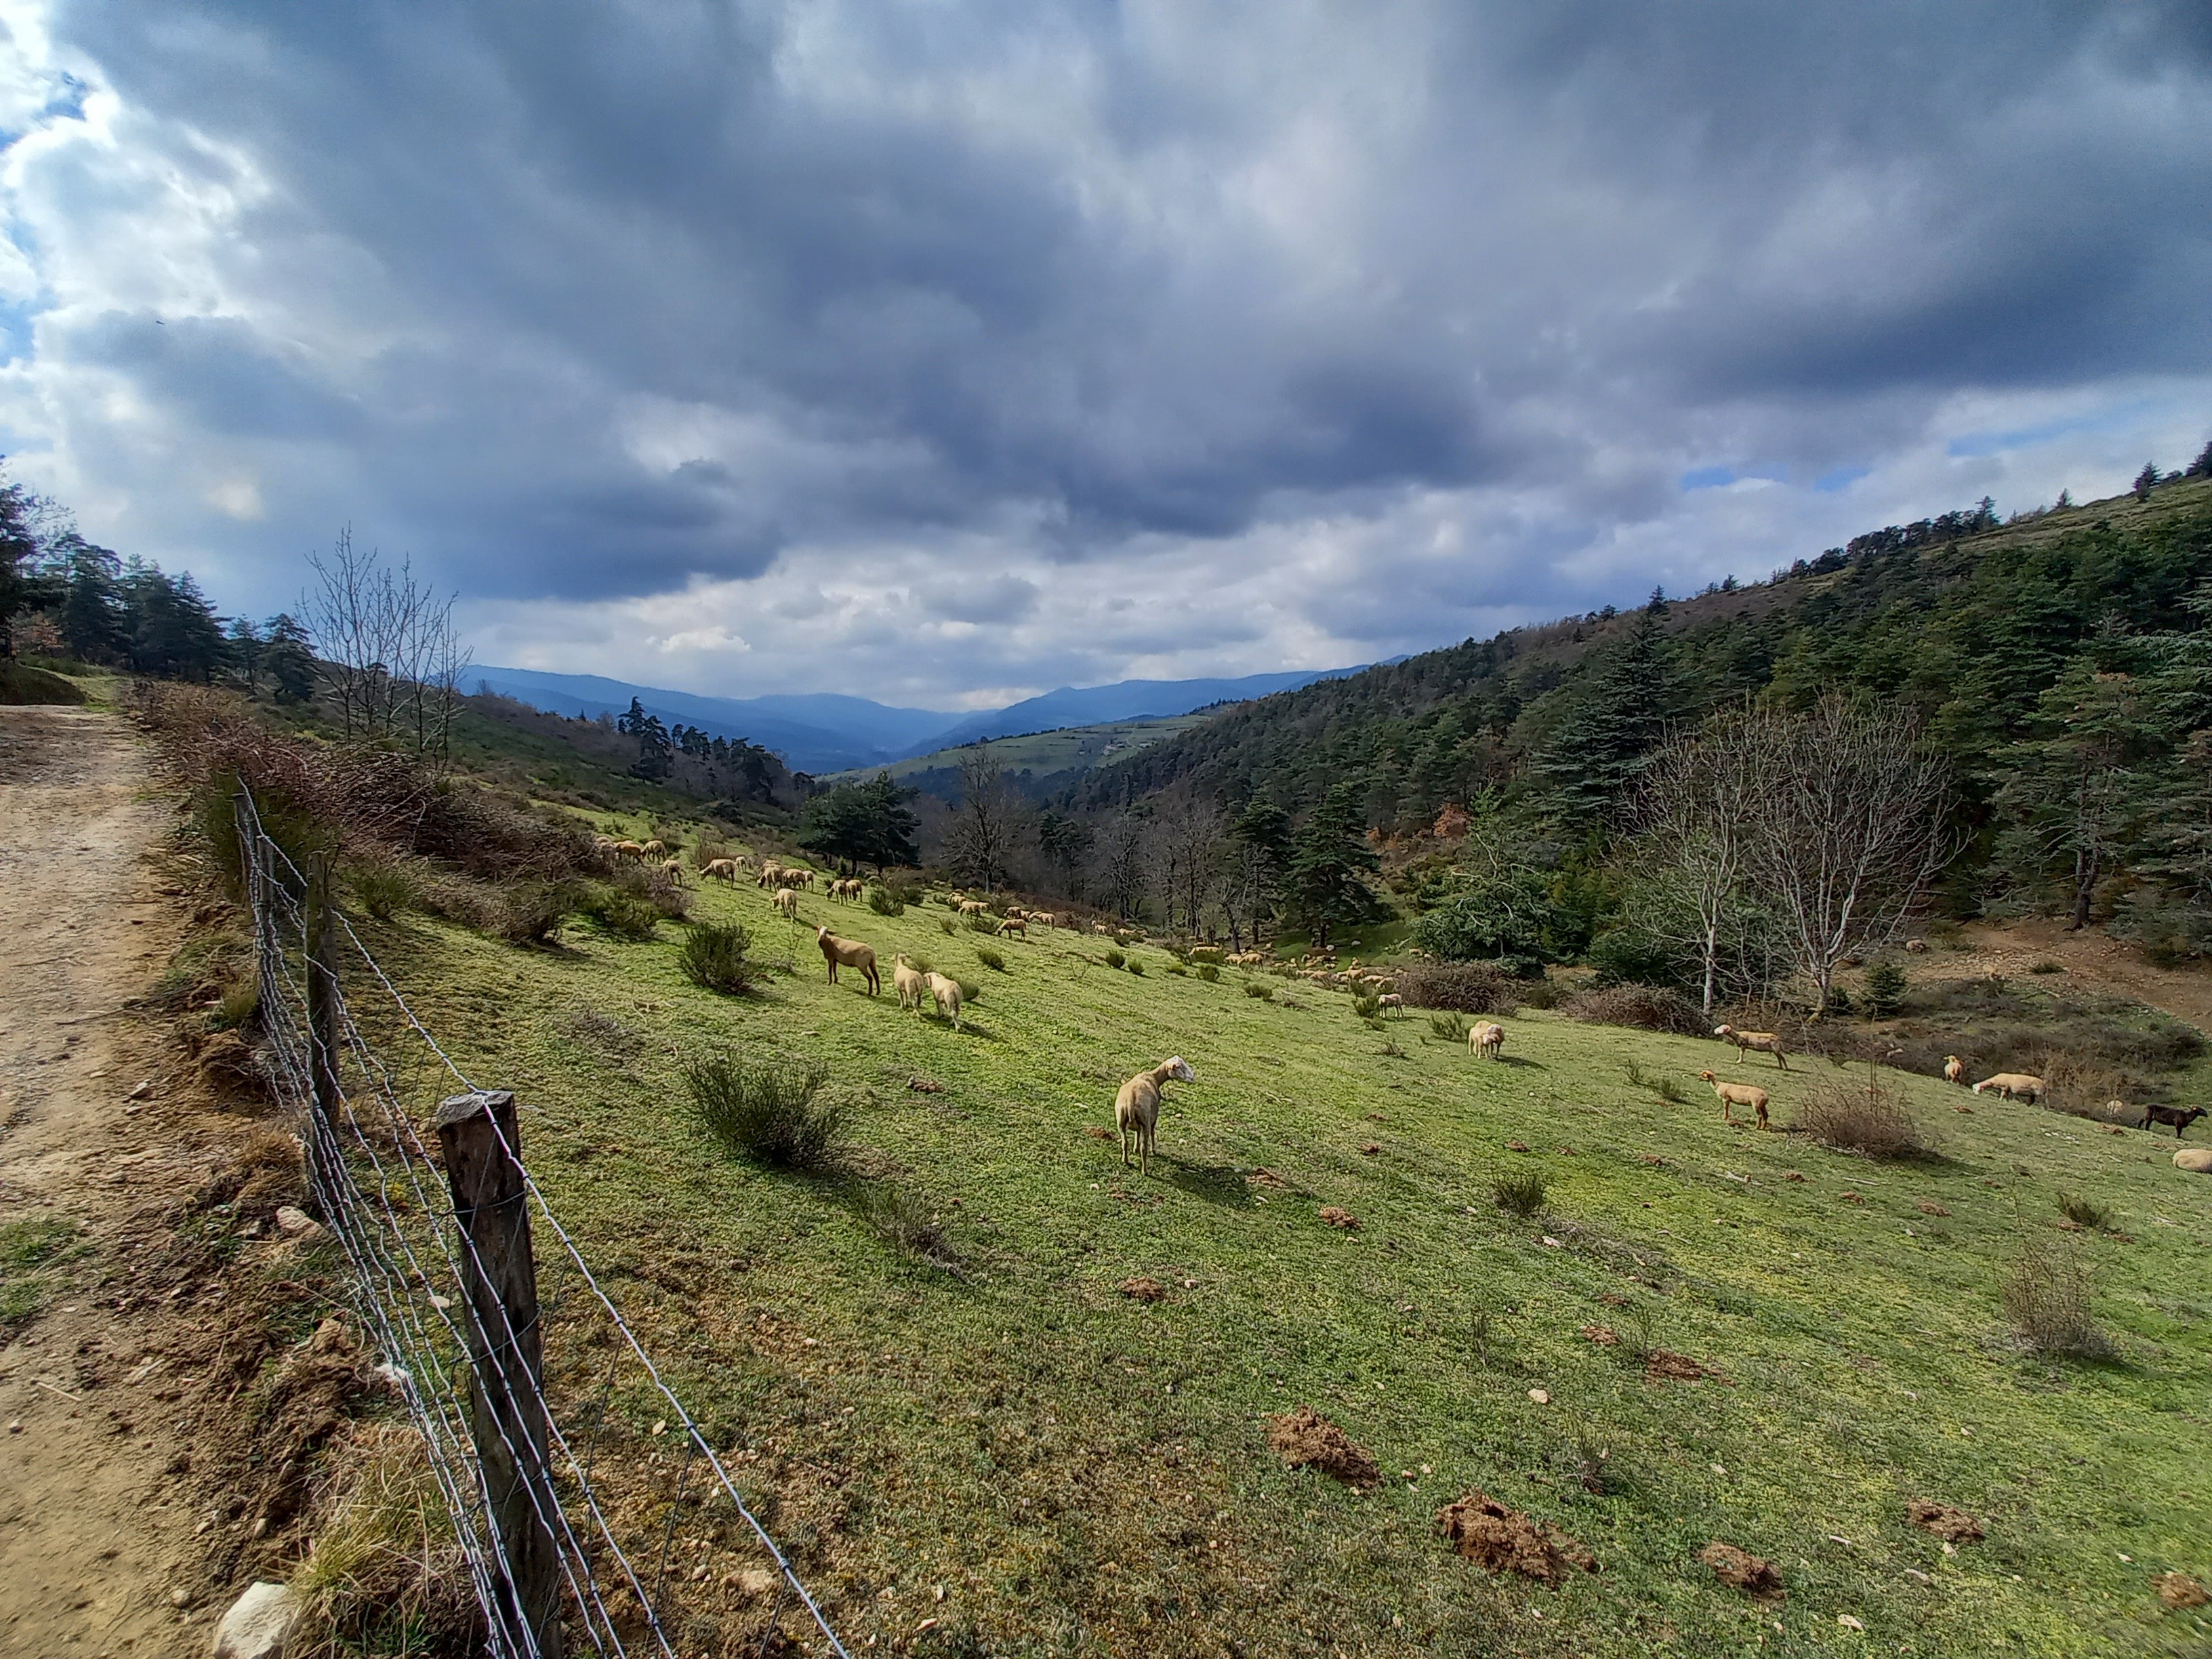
left=1395, top=962, right=1519, bottom=1015
left=1799, top=1067, right=1930, bottom=1158
left=1561, top=983, right=1708, bottom=1037
left=2001, top=1240, right=2109, bottom=1358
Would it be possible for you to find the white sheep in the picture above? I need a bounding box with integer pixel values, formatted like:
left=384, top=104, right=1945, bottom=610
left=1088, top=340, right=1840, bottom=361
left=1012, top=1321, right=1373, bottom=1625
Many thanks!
left=1698, top=1070, right=1770, bottom=1130
left=893, top=954, right=927, bottom=1014
left=1115, top=1057, right=1194, bottom=1177
left=640, top=839, right=668, bottom=859
left=1376, top=992, right=1404, bottom=1016
left=1713, top=1024, right=1789, bottom=1069
left=703, top=858, right=739, bottom=884
left=1942, top=1054, right=1964, bottom=1085
left=1972, top=1071, right=2045, bottom=1102
left=1469, top=1020, right=1504, bottom=1059
left=660, top=859, right=685, bottom=883
left=773, top=887, right=800, bottom=922
left=926, top=971, right=964, bottom=1031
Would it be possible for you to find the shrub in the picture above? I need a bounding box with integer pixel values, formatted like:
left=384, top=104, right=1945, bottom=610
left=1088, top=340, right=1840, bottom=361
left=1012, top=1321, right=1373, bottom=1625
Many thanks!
left=1492, top=1171, right=1548, bottom=1218
left=1165, top=964, right=1188, bottom=976
left=493, top=884, right=571, bottom=946
left=939, top=918, right=957, bottom=936
left=966, top=912, right=1000, bottom=934
left=577, top=884, right=659, bottom=941
left=1104, top=947, right=1126, bottom=969
left=1429, top=1012, right=1470, bottom=1043
left=693, top=836, right=735, bottom=871
left=1244, top=981, right=1274, bottom=1001
left=1862, top=958, right=1908, bottom=1018
left=1395, top=962, right=1519, bottom=1015
left=683, top=1054, right=842, bottom=1169
left=1586, top=927, right=1692, bottom=994
left=867, top=885, right=905, bottom=917
left=348, top=859, right=422, bottom=922
left=679, top=922, right=756, bottom=994
left=977, top=946, right=1006, bottom=972
left=2001, top=1240, right=2108, bottom=1357
left=211, top=977, right=261, bottom=1031
left=1353, top=994, right=1380, bottom=1019
left=956, top=978, right=981, bottom=1003
left=1196, top=964, right=1220, bottom=983
left=1412, top=873, right=1557, bottom=972
left=1126, top=960, right=1145, bottom=977
left=1516, top=975, right=1561, bottom=1010
left=1561, top=984, right=1708, bottom=1037
left=1799, top=1069, right=1929, bottom=1158
left=2057, top=1192, right=2113, bottom=1231
left=855, top=1183, right=960, bottom=1272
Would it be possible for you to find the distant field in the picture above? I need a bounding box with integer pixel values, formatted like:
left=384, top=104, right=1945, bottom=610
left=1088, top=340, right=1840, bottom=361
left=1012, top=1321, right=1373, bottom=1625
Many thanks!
left=821, top=711, right=1217, bottom=793
left=357, top=853, right=2212, bottom=1658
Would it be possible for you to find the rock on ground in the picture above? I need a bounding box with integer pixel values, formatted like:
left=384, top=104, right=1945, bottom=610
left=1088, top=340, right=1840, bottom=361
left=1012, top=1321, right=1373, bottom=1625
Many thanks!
left=212, top=1582, right=302, bottom=1659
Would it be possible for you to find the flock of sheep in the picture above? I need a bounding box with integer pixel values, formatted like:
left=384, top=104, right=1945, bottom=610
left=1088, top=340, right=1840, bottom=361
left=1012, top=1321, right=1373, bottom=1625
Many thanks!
left=594, top=826, right=2207, bottom=1176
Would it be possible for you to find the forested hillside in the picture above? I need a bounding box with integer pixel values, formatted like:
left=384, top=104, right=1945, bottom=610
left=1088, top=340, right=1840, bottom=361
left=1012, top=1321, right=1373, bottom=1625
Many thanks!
left=1068, top=470, right=2212, bottom=947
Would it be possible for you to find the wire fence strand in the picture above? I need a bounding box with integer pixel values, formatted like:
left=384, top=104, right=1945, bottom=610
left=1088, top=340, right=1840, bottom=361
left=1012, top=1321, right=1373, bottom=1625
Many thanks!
left=235, top=791, right=851, bottom=1659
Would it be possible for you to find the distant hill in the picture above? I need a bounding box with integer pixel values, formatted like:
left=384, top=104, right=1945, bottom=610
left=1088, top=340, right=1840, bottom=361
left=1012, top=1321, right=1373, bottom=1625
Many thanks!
left=823, top=712, right=1218, bottom=800
left=472, top=663, right=1370, bottom=775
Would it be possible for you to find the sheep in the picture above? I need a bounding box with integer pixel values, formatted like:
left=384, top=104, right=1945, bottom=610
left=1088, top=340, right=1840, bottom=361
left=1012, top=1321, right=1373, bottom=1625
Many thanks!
left=793, top=867, right=817, bottom=890
left=926, top=971, right=964, bottom=1031
left=999, top=915, right=1027, bottom=939
left=660, top=859, right=686, bottom=883
left=1971, top=1072, right=2045, bottom=1102
left=773, top=887, right=800, bottom=922
left=893, top=954, right=927, bottom=1013
left=613, top=839, right=646, bottom=861
left=1905, top=938, right=1930, bottom=954
left=703, top=858, right=739, bottom=884
left=1092, top=922, right=1113, bottom=935
left=1004, top=907, right=1027, bottom=922
left=1469, top=1020, right=1504, bottom=1059
left=1698, top=1071, right=1770, bottom=1130
left=1713, top=1024, right=1789, bottom=1069
left=2141, top=1103, right=2207, bottom=1139
left=640, top=840, right=668, bottom=859
left=959, top=899, right=990, bottom=917
left=1376, top=992, right=1404, bottom=1016
left=756, top=861, right=784, bottom=889
left=1943, top=1054, right=1965, bottom=1085
left=1114, top=1057, right=1195, bottom=1176
left=815, top=924, right=881, bottom=994
left=1027, top=912, right=1057, bottom=930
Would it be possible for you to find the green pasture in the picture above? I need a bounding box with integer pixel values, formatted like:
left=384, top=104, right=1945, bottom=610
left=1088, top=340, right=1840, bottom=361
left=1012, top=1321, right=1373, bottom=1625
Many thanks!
left=350, top=855, right=2212, bottom=1658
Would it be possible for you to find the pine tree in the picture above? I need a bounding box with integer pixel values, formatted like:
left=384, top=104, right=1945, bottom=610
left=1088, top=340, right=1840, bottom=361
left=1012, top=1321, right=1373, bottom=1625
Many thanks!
left=2135, top=462, right=2160, bottom=499
left=54, top=537, right=127, bottom=663
left=797, top=772, right=920, bottom=871
left=264, top=614, right=316, bottom=702
left=1284, top=782, right=1382, bottom=946
left=1539, top=602, right=1674, bottom=821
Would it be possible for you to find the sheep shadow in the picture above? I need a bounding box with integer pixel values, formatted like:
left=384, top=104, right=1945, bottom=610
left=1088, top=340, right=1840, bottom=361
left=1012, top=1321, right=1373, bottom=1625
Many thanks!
left=1490, top=1054, right=1544, bottom=1071
left=1155, top=1156, right=1258, bottom=1208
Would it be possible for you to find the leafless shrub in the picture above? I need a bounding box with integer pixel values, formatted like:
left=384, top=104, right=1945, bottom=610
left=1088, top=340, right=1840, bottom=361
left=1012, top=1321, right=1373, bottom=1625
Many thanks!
left=2001, top=1240, right=2109, bottom=1357
left=1396, top=962, right=1519, bottom=1014
left=1561, top=983, right=1708, bottom=1036
left=1799, top=1067, right=1929, bottom=1158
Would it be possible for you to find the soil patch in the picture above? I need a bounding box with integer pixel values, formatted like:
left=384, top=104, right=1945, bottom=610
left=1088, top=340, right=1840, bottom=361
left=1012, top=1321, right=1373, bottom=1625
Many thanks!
left=1580, top=1324, right=1618, bottom=1345
left=1318, top=1206, right=1359, bottom=1230
left=1645, top=1349, right=1729, bottom=1384
left=1118, top=1277, right=1168, bottom=1303
left=1906, top=1500, right=1984, bottom=1543
left=1435, top=1490, right=1598, bottom=1585
left=1265, top=1407, right=1378, bottom=1489
left=2154, top=1571, right=2209, bottom=1610
left=1244, top=1168, right=1290, bottom=1190
left=1698, top=1540, right=1785, bottom=1600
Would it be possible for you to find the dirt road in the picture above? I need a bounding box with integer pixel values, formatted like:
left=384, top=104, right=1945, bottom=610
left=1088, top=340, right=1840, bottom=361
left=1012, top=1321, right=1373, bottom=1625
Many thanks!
left=0, top=705, right=211, bottom=1657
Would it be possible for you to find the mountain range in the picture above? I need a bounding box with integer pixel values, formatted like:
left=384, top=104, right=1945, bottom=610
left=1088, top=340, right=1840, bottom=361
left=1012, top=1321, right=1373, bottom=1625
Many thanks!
left=467, top=663, right=1366, bottom=775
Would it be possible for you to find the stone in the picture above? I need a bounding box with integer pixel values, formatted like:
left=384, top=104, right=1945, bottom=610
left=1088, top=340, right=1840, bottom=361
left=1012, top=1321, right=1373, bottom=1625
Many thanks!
left=211, top=1582, right=301, bottom=1659
left=272, top=1207, right=319, bottom=1240
left=2174, top=1148, right=2212, bottom=1174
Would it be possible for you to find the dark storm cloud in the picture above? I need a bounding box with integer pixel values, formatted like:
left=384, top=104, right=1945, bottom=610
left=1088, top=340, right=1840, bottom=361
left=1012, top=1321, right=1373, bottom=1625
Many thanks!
left=8, top=0, right=2210, bottom=693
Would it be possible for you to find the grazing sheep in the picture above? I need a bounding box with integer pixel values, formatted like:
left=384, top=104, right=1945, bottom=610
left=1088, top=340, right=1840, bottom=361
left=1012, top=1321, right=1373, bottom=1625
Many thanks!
left=1469, top=1020, right=1504, bottom=1059
left=640, top=840, right=668, bottom=859
left=815, top=924, right=881, bottom=994
left=1377, top=992, right=1404, bottom=1016
left=926, top=971, right=964, bottom=1031
left=1713, top=1024, right=1789, bottom=1069
left=1115, top=1057, right=1195, bottom=1177
left=1971, top=1072, right=2045, bottom=1102
left=2142, top=1103, right=2208, bottom=1139
left=1092, top=922, right=1113, bottom=935
left=756, top=861, right=785, bottom=889
left=999, top=915, right=1027, bottom=939
left=773, top=887, right=800, bottom=922
left=1943, top=1054, right=1965, bottom=1085
left=1698, top=1070, right=1770, bottom=1130
left=613, top=839, right=646, bottom=861
left=703, top=858, right=739, bottom=884
left=1027, top=912, right=1057, bottom=930
left=959, top=899, right=990, bottom=917
left=660, top=859, right=686, bottom=883
left=1004, top=907, right=1027, bottom=922
left=893, top=954, right=927, bottom=1013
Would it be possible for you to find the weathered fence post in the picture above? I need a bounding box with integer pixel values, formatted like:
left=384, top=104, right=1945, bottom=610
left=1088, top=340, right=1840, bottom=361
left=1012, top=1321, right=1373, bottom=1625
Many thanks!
left=303, top=855, right=344, bottom=1208
left=436, top=1089, right=564, bottom=1659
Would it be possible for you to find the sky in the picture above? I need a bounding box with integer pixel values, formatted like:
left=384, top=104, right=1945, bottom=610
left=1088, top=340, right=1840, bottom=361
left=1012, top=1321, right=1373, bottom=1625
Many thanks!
left=1, top=1, right=2209, bottom=712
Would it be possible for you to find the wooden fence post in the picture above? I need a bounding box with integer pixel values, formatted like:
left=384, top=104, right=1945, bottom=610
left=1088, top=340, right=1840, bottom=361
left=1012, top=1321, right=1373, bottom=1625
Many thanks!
left=436, top=1089, right=564, bottom=1659
left=303, top=855, right=344, bottom=1208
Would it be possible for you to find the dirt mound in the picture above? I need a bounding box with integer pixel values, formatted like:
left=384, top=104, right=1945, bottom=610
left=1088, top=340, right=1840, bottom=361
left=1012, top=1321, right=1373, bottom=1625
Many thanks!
left=1580, top=1324, right=1618, bottom=1345
left=1906, top=1500, right=1984, bottom=1542
left=1245, top=1168, right=1290, bottom=1189
left=1319, top=1206, right=1359, bottom=1229
left=1084, top=1124, right=1115, bottom=1139
left=1119, top=1277, right=1168, bottom=1302
left=1645, top=1349, right=1728, bottom=1384
left=1266, top=1408, right=1378, bottom=1489
left=1699, top=1540, right=1784, bottom=1599
left=2154, top=1571, right=2209, bottom=1610
left=1435, top=1491, right=1598, bottom=1585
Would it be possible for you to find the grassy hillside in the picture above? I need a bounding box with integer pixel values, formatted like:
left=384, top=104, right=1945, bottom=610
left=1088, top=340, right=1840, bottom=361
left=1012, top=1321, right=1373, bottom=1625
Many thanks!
left=350, top=861, right=2212, bottom=1658
left=823, top=712, right=1216, bottom=800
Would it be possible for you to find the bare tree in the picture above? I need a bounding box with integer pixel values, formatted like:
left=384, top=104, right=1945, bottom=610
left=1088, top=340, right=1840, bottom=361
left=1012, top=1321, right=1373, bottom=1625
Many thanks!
left=302, top=528, right=470, bottom=764
left=1737, top=697, right=1951, bottom=1016
left=1091, top=810, right=1151, bottom=920
left=1635, top=710, right=1763, bottom=1014
left=946, top=750, right=1020, bottom=893
left=1150, top=792, right=1225, bottom=936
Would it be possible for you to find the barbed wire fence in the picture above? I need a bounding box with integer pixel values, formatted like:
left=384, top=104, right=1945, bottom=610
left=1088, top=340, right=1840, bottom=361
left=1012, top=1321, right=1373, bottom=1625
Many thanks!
left=235, top=789, right=852, bottom=1659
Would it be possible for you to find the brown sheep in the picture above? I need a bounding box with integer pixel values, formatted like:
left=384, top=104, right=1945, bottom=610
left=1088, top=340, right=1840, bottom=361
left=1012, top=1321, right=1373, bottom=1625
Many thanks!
left=1713, top=1024, right=1789, bottom=1069
left=703, top=858, right=739, bottom=884
left=1943, top=1054, right=1964, bottom=1085
left=1469, top=1020, right=1504, bottom=1059
left=998, top=915, right=1027, bottom=939
left=613, top=839, right=646, bottom=861
left=773, top=887, right=800, bottom=922
left=1699, top=1071, right=1770, bottom=1130
left=1115, top=1057, right=1195, bottom=1176
left=815, top=924, right=880, bottom=994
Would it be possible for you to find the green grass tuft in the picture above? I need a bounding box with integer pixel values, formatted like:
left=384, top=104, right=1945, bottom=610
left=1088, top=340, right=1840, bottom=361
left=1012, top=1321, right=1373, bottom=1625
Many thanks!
left=678, top=921, right=756, bottom=994
left=682, top=1052, right=842, bottom=1169
left=1492, top=1170, right=1548, bottom=1217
